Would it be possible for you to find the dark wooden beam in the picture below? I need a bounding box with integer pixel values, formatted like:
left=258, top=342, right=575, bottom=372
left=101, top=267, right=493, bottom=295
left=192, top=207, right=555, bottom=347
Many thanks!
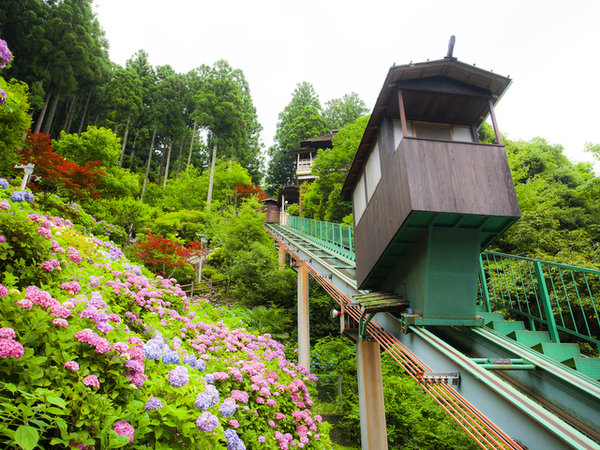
left=398, top=89, right=408, bottom=137
left=488, top=99, right=503, bottom=145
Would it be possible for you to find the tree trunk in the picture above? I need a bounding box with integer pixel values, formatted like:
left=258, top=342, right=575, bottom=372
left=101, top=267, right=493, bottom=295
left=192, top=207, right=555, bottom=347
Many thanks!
left=163, top=140, right=173, bottom=189
left=77, top=89, right=93, bottom=134
left=140, top=121, right=157, bottom=202
left=187, top=120, right=196, bottom=170
left=34, top=90, right=51, bottom=134
left=207, top=143, right=217, bottom=205
left=65, top=95, right=78, bottom=133
left=118, top=113, right=131, bottom=168
left=61, top=96, right=77, bottom=135
left=176, top=134, right=186, bottom=178
left=129, top=128, right=140, bottom=167
left=157, top=151, right=164, bottom=185
left=42, top=92, right=60, bottom=136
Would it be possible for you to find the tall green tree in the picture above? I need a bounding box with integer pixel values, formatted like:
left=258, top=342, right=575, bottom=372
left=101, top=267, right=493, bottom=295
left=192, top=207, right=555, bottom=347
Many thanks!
left=266, top=82, right=328, bottom=193
left=323, top=91, right=369, bottom=130
left=302, top=115, right=369, bottom=223
left=190, top=60, right=263, bottom=183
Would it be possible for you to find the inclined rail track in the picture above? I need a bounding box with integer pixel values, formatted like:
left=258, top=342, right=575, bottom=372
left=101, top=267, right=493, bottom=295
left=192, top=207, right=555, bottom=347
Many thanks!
left=267, top=225, right=522, bottom=449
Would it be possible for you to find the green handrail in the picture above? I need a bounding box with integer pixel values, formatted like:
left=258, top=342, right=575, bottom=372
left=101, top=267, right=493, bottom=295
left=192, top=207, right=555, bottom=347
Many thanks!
left=284, top=215, right=600, bottom=349
left=480, top=251, right=600, bottom=349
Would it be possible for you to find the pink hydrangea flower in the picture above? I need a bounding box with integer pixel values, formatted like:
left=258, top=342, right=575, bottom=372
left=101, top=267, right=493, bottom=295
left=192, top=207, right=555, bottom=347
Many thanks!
left=113, top=420, right=134, bottom=443
left=16, top=299, right=32, bottom=309
left=83, top=375, right=99, bottom=388
left=64, top=361, right=79, bottom=371
left=52, top=318, right=68, bottom=327
left=229, top=419, right=239, bottom=428
left=0, top=199, right=10, bottom=210
left=0, top=284, right=7, bottom=298
left=0, top=339, right=25, bottom=359
left=67, top=247, right=82, bottom=263
left=0, top=327, right=16, bottom=339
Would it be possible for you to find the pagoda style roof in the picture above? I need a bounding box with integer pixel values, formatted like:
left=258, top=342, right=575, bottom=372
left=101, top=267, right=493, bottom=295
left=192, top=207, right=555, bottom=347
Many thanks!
left=295, top=130, right=338, bottom=153
left=341, top=58, right=511, bottom=199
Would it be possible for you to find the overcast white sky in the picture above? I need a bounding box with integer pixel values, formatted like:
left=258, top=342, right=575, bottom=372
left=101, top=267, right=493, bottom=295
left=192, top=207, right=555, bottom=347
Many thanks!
left=93, top=0, right=600, bottom=167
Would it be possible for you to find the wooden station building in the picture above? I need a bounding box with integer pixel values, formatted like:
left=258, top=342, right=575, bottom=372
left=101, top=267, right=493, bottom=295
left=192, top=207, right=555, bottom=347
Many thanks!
left=295, top=131, right=337, bottom=185
left=341, top=55, right=520, bottom=326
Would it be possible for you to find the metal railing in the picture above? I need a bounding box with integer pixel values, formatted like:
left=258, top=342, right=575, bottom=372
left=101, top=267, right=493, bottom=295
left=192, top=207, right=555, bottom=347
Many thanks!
left=480, top=251, right=600, bottom=349
left=283, top=215, right=600, bottom=349
left=286, top=215, right=355, bottom=260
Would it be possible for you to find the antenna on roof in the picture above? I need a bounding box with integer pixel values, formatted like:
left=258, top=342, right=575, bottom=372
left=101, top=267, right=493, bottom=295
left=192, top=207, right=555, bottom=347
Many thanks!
left=445, top=35, right=456, bottom=60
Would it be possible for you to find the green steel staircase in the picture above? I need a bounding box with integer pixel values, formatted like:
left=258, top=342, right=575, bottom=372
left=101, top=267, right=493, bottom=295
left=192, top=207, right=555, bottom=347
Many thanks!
left=476, top=305, right=600, bottom=380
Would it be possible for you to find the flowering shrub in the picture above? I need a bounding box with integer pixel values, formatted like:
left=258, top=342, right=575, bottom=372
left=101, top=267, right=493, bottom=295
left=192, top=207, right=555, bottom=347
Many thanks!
left=0, top=39, right=12, bottom=69
left=0, top=183, right=331, bottom=448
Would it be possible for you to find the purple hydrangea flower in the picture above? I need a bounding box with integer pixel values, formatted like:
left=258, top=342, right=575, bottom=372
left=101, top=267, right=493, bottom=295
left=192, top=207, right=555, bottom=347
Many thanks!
left=204, top=373, right=214, bottom=384
left=0, top=178, right=8, bottom=189
left=183, top=353, right=197, bottom=367
left=145, top=397, right=163, bottom=411
left=196, top=358, right=206, bottom=372
left=0, top=88, right=5, bottom=106
left=162, top=350, right=181, bottom=365
left=196, top=411, right=219, bottom=433
left=143, top=338, right=165, bottom=360
left=219, top=398, right=237, bottom=418
left=0, top=39, right=12, bottom=68
left=168, top=365, right=189, bottom=388
left=194, top=392, right=212, bottom=411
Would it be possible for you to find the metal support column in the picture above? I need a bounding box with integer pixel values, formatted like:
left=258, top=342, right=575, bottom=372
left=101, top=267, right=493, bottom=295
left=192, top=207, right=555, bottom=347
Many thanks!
left=278, top=245, right=286, bottom=270
left=297, top=264, right=310, bottom=370
left=356, top=340, right=388, bottom=450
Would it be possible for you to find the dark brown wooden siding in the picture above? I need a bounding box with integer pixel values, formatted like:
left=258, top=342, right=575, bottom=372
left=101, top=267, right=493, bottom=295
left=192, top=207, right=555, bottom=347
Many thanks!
left=264, top=202, right=280, bottom=224
left=354, top=137, right=520, bottom=287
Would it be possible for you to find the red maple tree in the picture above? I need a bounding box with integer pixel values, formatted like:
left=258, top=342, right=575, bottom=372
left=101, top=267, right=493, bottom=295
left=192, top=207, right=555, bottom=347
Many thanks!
left=18, top=132, right=105, bottom=201
left=134, top=231, right=195, bottom=277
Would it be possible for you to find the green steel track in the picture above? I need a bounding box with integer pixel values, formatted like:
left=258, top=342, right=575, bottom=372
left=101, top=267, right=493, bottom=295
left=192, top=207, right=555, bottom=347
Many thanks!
left=267, top=222, right=600, bottom=450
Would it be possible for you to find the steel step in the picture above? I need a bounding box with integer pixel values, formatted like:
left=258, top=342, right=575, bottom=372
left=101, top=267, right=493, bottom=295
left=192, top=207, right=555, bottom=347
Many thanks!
left=488, top=320, right=526, bottom=335
left=477, top=312, right=506, bottom=325
left=563, top=357, right=600, bottom=381
left=533, top=342, right=582, bottom=363
left=507, top=330, right=551, bottom=347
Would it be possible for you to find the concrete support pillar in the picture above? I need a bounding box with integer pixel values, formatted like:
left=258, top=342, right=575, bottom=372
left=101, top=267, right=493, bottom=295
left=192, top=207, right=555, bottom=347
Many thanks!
left=297, top=264, right=310, bottom=370
left=357, top=340, right=388, bottom=450
left=278, top=245, right=286, bottom=270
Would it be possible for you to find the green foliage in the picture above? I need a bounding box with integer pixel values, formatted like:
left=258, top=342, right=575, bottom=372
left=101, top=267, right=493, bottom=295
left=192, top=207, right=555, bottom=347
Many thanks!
left=161, top=162, right=252, bottom=211
left=53, top=126, right=122, bottom=168
left=311, top=336, right=478, bottom=448
left=0, top=197, right=53, bottom=289
left=495, top=137, right=600, bottom=266
left=149, top=210, right=205, bottom=242
left=266, top=82, right=329, bottom=192
left=302, top=115, right=369, bottom=222
left=87, top=197, right=158, bottom=239
left=99, top=167, right=140, bottom=199
left=190, top=60, right=263, bottom=183
left=239, top=305, right=293, bottom=341
left=323, top=92, right=369, bottom=130
left=0, top=76, right=31, bottom=175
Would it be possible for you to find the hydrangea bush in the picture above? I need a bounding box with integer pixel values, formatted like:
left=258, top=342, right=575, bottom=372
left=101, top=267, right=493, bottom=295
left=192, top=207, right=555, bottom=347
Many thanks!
left=0, top=185, right=331, bottom=449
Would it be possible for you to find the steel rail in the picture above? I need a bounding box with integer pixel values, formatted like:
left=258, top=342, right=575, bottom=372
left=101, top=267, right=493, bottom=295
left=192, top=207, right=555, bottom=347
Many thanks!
left=267, top=226, right=522, bottom=449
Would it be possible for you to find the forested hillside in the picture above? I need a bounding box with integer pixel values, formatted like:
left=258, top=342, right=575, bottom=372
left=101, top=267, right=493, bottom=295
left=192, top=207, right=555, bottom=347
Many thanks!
left=2, top=1, right=600, bottom=448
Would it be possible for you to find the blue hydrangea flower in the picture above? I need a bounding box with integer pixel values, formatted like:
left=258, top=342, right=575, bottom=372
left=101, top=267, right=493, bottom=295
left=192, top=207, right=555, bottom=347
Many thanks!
left=225, top=429, right=239, bottom=444
left=0, top=179, right=8, bottom=189
left=204, top=373, right=214, bottom=384
left=196, top=359, right=207, bottom=372
left=162, top=350, right=181, bottom=365
left=145, top=397, right=163, bottom=411
left=168, top=366, right=189, bottom=388
left=219, top=399, right=237, bottom=418
left=196, top=411, right=219, bottom=433
left=183, top=353, right=197, bottom=367
left=10, top=191, right=25, bottom=202
left=205, top=384, right=220, bottom=406
left=194, top=392, right=212, bottom=411
left=143, top=338, right=165, bottom=360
